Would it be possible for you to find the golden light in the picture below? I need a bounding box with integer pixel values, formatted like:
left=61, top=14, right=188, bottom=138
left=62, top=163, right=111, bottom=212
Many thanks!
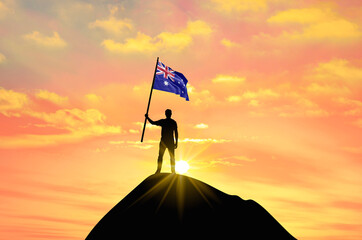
left=175, top=160, right=190, bottom=174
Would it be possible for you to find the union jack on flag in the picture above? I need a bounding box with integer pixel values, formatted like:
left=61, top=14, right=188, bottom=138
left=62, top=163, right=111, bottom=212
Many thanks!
left=153, top=61, right=189, bottom=101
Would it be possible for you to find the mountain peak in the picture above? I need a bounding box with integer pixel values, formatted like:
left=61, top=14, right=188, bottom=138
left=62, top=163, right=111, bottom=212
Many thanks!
left=86, top=173, right=296, bottom=239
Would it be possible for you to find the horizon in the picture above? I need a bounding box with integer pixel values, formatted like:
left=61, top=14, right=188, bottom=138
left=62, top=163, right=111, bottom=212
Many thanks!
left=1, top=0, right=362, bottom=239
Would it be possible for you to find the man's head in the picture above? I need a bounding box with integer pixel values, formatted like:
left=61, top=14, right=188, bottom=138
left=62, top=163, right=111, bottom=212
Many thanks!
left=165, top=109, right=172, bottom=118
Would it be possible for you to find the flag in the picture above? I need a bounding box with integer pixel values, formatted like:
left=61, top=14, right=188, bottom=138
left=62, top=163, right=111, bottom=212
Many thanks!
left=153, top=61, right=189, bottom=101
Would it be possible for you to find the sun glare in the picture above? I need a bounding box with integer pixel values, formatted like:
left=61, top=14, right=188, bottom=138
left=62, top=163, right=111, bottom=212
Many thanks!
left=175, top=160, right=190, bottom=174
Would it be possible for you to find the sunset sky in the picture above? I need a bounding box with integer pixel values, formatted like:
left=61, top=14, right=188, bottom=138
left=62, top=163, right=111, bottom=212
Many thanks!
left=0, top=0, right=361, bottom=239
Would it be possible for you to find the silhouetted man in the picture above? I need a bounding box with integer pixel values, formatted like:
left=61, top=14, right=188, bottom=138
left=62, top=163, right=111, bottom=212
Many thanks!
left=145, top=109, right=178, bottom=174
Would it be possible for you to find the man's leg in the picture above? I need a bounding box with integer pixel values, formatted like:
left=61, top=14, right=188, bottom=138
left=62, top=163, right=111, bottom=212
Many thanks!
left=156, top=142, right=166, bottom=173
left=168, top=145, right=176, bottom=174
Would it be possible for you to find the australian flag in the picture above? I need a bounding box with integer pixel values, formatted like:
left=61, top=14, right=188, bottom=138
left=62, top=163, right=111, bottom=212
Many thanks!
left=153, top=61, right=189, bottom=101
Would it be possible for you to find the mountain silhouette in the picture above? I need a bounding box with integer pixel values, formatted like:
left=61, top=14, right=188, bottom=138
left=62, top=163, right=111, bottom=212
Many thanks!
left=86, top=173, right=296, bottom=239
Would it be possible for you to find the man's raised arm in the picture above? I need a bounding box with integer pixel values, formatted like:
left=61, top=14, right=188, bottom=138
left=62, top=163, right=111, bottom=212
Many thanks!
left=145, top=114, right=156, bottom=125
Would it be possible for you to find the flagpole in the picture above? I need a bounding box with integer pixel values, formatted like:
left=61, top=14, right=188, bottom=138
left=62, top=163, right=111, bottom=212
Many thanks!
left=141, top=57, right=159, bottom=142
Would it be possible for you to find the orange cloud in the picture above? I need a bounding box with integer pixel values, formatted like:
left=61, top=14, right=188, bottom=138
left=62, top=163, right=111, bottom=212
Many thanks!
left=311, top=59, right=362, bottom=83
left=305, top=59, right=362, bottom=98
left=109, top=140, right=156, bottom=150
left=193, top=155, right=256, bottom=169
left=0, top=52, right=6, bottom=64
left=226, top=88, right=280, bottom=103
left=134, top=121, right=159, bottom=131
left=187, top=84, right=215, bottom=107
left=210, top=0, right=267, bottom=14
left=0, top=88, right=121, bottom=148
left=242, top=89, right=280, bottom=99
left=184, top=20, right=213, bottom=36
left=88, top=6, right=133, bottom=35
left=101, top=20, right=212, bottom=54
left=306, top=83, right=350, bottom=96
left=179, top=138, right=231, bottom=144
left=220, top=38, right=241, bottom=48
left=264, top=7, right=361, bottom=43
left=226, top=95, right=241, bottom=102
left=0, top=0, right=12, bottom=19
left=267, top=7, right=334, bottom=24
left=107, top=137, right=230, bottom=151
left=212, top=74, right=245, bottom=83
left=276, top=95, right=329, bottom=118
left=292, top=19, right=361, bottom=41
left=35, top=90, right=69, bottom=106
left=0, top=110, right=121, bottom=148
left=0, top=87, right=28, bottom=117
left=194, top=123, right=208, bottom=129
left=248, top=99, right=259, bottom=107
left=102, top=32, right=158, bottom=54
left=23, top=31, right=67, bottom=48
left=335, top=97, right=362, bottom=116
left=27, top=108, right=107, bottom=130
left=85, top=93, right=103, bottom=104
left=219, top=155, right=256, bottom=162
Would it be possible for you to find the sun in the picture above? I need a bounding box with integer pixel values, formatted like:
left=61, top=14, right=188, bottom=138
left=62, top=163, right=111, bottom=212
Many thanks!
left=175, top=160, right=190, bottom=174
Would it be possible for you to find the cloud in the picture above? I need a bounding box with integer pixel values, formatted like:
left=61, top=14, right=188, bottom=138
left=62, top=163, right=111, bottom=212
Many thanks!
left=335, top=97, right=362, bottom=108
left=223, top=83, right=333, bottom=118
left=298, top=19, right=361, bottom=41
left=276, top=96, right=329, bottom=118
left=0, top=0, right=12, bottom=19
left=266, top=7, right=361, bottom=42
left=311, top=59, right=362, bottom=83
left=0, top=87, right=29, bottom=117
left=194, top=123, right=208, bottom=129
left=354, top=119, right=362, bottom=128
left=187, top=84, right=216, bottom=107
left=248, top=99, right=259, bottom=107
left=230, top=88, right=277, bottom=105
left=212, top=74, right=245, bottom=83
left=35, top=90, right=69, bottom=106
left=0, top=108, right=121, bottom=148
left=221, top=38, right=241, bottom=48
left=0, top=88, right=121, bottom=148
left=102, top=32, right=158, bottom=54
left=89, top=17, right=133, bottom=34
left=335, top=97, right=362, bottom=116
left=23, top=31, right=67, bottom=48
left=88, top=6, right=133, bottom=35
left=342, top=146, right=362, bottom=154
left=210, top=0, right=267, bottom=14
left=26, top=108, right=117, bottom=133
left=179, top=138, right=231, bottom=144
left=217, top=155, right=256, bottom=164
left=0, top=52, right=6, bottom=64
left=129, top=129, right=139, bottom=134
left=101, top=20, right=212, bottom=54
left=306, top=83, right=350, bottom=96
left=184, top=20, right=213, bottom=36
left=226, top=96, right=241, bottom=102
left=196, top=155, right=255, bottom=168
left=109, top=140, right=155, bottom=150
left=85, top=93, right=103, bottom=104
left=208, top=159, right=243, bottom=167
left=267, top=8, right=334, bottom=24
left=108, top=138, right=230, bottom=150
left=0, top=128, right=120, bottom=149
left=55, top=1, right=94, bottom=25
left=156, top=31, right=193, bottom=51
left=242, top=89, right=280, bottom=99
left=134, top=121, right=159, bottom=131
left=305, top=59, right=362, bottom=97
